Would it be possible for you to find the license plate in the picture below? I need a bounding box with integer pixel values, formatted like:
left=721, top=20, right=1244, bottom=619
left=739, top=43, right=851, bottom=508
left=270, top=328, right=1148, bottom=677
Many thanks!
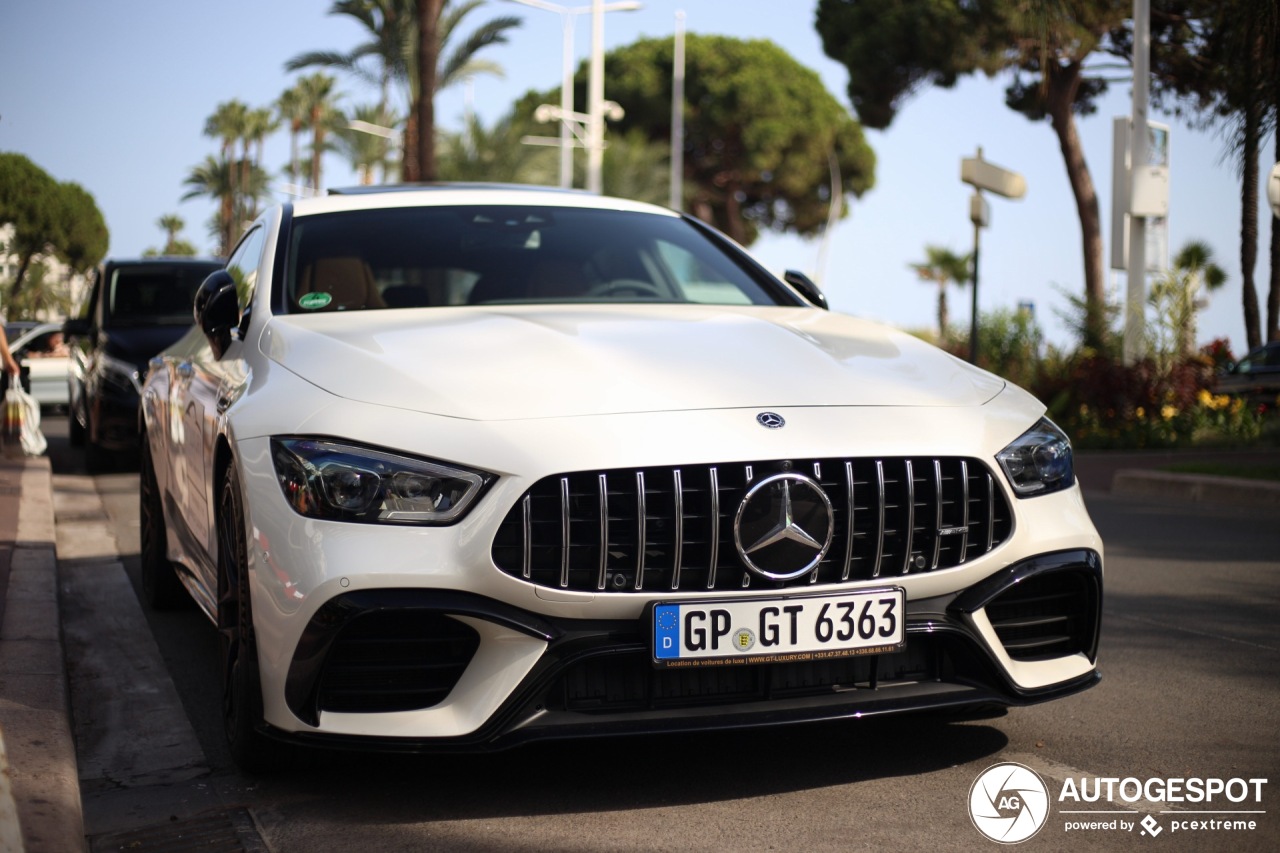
left=651, top=588, right=905, bottom=667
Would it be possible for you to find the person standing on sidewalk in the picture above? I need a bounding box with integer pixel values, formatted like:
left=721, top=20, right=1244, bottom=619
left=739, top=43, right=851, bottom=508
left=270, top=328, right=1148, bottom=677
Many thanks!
left=0, top=325, right=21, bottom=389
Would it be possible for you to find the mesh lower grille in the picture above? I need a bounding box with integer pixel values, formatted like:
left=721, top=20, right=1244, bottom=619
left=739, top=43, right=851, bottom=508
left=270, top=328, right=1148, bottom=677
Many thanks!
left=316, top=611, right=480, bottom=713
left=985, top=571, right=1094, bottom=661
left=551, top=637, right=951, bottom=714
left=493, top=457, right=1012, bottom=592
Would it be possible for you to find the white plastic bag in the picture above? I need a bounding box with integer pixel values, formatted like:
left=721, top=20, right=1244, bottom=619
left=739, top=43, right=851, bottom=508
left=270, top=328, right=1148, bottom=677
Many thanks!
left=3, top=387, right=46, bottom=457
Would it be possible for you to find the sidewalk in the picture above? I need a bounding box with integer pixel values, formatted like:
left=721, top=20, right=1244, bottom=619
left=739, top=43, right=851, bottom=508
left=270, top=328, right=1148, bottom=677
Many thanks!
left=1075, top=447, right=1280, bottom=507
left=0, top=456, right=84, bottom=853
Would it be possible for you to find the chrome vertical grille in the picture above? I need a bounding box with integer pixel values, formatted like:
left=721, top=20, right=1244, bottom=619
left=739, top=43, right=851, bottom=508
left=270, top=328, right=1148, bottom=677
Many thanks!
left=491, top=457, right=1013, bottom=593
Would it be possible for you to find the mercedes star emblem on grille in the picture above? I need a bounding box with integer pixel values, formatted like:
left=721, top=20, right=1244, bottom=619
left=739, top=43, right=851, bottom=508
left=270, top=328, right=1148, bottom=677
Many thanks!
left=756, top=412, right=785, bottom=429
left=733, top=473, right=834, bottom=580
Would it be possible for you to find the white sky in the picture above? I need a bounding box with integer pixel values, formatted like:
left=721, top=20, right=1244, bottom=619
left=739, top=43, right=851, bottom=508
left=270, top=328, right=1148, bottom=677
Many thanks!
left=1, top=0, right=1271, bottom=353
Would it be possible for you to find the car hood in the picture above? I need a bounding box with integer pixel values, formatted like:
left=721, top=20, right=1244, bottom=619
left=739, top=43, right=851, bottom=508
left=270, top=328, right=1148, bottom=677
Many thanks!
left=264, top=305, right=1005, bottom=421
left=101, top=325, right=194, bottom=366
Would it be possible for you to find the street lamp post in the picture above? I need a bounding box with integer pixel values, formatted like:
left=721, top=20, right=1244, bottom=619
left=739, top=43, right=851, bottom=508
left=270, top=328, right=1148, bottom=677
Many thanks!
left=961, top=147, right=1027, bottom=365
left=669, top=10, right=685, bottom=210
left=1124, top=0, right=1151, bottom=366
left=509, top=0, right=641, bottom=191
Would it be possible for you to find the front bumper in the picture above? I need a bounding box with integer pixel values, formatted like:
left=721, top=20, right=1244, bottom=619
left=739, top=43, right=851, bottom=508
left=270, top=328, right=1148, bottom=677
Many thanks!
left=267, top=549, right=1101, bottom=753
left=228, top=398, right=1104, bottom=751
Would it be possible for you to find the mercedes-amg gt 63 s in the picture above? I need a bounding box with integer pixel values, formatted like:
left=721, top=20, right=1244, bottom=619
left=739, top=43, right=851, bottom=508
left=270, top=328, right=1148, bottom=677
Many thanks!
left=139, top=186, right=1102, bottom=771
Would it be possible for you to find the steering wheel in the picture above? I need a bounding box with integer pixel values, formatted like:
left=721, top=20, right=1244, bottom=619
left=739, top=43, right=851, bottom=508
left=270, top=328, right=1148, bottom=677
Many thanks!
left=586, top=279, right=666, bottom=299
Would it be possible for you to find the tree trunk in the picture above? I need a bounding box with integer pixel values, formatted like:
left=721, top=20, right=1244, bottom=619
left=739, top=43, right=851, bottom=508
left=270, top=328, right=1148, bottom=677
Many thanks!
left=723, top=181, right=746, bottom=245
left=1045, top=63, right=1107, bottom=350
left=1241, top=98, right=1262, bottom=351
left=416, top=0, right=443, bottom=183
left=239, top=142, right=251, bottom=229
left=402, top=113, right=419, bottom=182
left=221, top=192, right=235, bottom=257
left=289, top=121, right=301, bottom=185
left=938, top=285, right=949, bottom=339
left=9, top=252, right=33, bottom=297
left=311, top=122, right=325, bottom=195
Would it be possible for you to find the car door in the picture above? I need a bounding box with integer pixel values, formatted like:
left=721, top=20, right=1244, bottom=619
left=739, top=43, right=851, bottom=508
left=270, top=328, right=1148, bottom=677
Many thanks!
left=175, top=229, right=265, bottom=558
left=66, top=268, right=103, bottom=433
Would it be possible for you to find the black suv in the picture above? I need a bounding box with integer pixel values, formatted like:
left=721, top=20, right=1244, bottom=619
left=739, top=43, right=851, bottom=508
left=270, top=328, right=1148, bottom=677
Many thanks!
left=65, top=257, right=223, bottom=470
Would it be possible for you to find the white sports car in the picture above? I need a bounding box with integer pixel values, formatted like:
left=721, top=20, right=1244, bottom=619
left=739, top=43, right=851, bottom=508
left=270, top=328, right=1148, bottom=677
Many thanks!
left=140, top=186, right=1102, bottom=771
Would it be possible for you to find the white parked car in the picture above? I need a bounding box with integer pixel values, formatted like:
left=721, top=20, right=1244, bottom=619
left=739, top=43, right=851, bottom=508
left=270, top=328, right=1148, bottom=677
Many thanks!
left=9, top=322, right=70, bottom=409
left=139, top=186, right=1103, bottom=771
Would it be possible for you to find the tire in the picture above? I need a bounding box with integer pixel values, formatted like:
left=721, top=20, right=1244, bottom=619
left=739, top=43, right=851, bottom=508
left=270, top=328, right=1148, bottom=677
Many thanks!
left=84, top=435, right=111, bottom=474
left=68, top=402, right=85, bottom=447
left=217, top=464, right=286, bottom=773
left=139, top=439, right=188, bottom=610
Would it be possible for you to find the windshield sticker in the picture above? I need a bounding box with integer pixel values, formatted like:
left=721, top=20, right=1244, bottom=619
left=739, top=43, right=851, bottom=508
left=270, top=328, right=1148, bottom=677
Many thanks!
left=298, top=292, right=333, bottom=310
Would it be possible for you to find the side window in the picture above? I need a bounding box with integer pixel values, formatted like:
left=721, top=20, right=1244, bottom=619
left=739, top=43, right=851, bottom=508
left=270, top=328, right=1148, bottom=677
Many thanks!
left=226, top=228, right=267, bottom=311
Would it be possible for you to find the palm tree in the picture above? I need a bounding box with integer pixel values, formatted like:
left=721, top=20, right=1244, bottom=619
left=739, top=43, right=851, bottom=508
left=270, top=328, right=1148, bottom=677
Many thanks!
left=158, top=213, right=184, bottom=252
left=277, top=85, right=310, bottom=188
left=287, top=0, right=413, bottom=111
left=1192, top=1, right=1277, bottom=346
left=437, top=110, right=555, bottom=184
left=242, top=107, right=279, bottom=220
left=204, top=100, right=249, bottom=218
left=285, top=0, right=520, bottom=180
left=1148, top=240, right=1228, bottom=359
left=182, top=156, right=236, bottom=255
left=909, top=246, right=972, bottom=340
left=293, top=73, right=344, bottom=193
left=337, top=103, right=401, bottom=184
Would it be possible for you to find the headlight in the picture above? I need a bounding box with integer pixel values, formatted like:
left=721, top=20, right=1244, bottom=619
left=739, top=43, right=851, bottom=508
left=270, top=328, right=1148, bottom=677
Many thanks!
left=100, top=354, right=143, bottom=395
left=996, top=417, right=1075, bottom=497
left=271, top=438, right=493, bottom=524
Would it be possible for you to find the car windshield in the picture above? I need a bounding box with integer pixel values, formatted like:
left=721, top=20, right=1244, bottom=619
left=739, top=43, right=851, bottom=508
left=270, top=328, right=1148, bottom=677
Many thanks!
left=106, top=265, right=218, bottom=327
left=283, top=205, right=788, bottom=313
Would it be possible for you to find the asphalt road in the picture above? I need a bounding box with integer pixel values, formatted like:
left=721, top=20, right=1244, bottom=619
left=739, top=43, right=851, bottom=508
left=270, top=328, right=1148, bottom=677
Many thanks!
left=43, top=414, right=1280, bottom=852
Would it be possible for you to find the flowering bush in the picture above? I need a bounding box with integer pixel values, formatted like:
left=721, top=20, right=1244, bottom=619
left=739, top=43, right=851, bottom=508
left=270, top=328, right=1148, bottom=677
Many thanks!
left=1201, top=338, right=1235, bottom=373
left=1031, top=343, right=1269, bottom=449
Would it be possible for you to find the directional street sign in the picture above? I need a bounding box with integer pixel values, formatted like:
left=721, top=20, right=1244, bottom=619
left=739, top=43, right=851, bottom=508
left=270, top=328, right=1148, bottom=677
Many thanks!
left=961, top=153, right=1027, bottom=199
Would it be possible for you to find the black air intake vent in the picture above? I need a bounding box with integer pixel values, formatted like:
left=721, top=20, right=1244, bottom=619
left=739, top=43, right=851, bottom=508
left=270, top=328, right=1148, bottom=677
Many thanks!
left=986, top=571, right=1095, bottom=661
left=316, top=611, right=479, bottom=714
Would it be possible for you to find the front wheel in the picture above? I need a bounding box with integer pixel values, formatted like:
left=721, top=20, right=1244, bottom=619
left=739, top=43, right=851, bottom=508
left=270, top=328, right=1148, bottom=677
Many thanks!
left=68, top=403, right=85, bottom=446
left=83, top=411, right=112, bottom=473
left=217, top=464, right=284, bottom=773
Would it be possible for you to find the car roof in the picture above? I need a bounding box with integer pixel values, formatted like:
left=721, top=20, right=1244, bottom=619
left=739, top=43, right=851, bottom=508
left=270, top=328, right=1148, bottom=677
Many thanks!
left=10, top=322, right=64, bottom=350
left=103, top=257, right=224, bottom=268
left=291, top=184, right=680, bottom=218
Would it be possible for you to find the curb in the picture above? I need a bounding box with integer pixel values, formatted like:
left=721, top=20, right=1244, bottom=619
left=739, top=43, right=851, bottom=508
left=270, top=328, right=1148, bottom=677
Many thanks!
left=0, top=457, right=84, bottom=853
left=1111, top=468, right=1280, bottom=508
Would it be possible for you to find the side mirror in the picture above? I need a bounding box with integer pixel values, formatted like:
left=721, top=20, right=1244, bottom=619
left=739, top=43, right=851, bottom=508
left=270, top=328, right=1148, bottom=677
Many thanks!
left=783, top=270, right=828, bottom=310
left=195, top=270, right=239, bottom=359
